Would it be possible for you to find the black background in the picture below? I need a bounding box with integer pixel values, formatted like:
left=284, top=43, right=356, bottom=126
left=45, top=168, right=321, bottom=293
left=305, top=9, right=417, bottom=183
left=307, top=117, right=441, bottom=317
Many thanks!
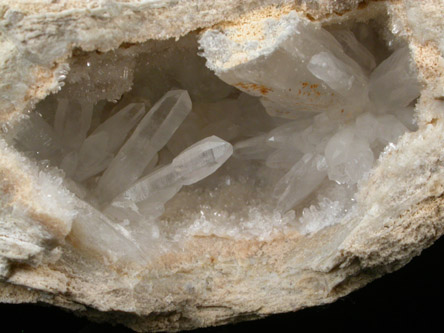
left=1, top=235, right=442, bottom=332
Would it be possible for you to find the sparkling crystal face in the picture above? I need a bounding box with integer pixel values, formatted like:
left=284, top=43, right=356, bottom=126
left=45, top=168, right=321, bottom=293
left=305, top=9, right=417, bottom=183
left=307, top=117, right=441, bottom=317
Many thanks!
left=5, top=17, right=420, bottom=264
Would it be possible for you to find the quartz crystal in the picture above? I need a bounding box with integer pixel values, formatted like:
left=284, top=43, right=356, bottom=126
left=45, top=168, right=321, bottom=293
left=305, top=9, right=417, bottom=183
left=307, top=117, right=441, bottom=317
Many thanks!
left=108, top=136, right=233, bottom=220
left=324, top=127, right=374, bottom=185
left=54, top=99, right=93, bottom=151
left=199, top=11, right=370, bottom=118
left=369, top=46, right=420, bottom=111
left=273, top=153, right=327, bottom=213
left=73, top=103, right=145, bottom=182
left=12, top=112, right=62, bottom=161
left=233, top=135, right=273, bottom=160
left=307, top=51, right=368, bottom=99
left=9, top=12, right=421, bottom=264
left=95, top=90, right=192, bottom=204
left=330, top=30, right=376, bottom=73
left=70, top=200, right=147, bottom=263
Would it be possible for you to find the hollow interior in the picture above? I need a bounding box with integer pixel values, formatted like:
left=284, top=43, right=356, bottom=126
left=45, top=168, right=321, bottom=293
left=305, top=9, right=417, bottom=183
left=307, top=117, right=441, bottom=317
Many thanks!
left=4, top=15, right=420, bottom=264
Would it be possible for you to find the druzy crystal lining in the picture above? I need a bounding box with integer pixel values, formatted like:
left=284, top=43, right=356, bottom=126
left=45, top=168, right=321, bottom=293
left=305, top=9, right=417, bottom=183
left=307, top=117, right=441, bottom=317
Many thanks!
left=6, top=12, right=420, bottom=263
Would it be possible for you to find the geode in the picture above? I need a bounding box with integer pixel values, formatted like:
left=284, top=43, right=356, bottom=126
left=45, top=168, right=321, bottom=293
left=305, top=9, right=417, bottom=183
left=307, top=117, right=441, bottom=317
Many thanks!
left=1, top=0, right=444, bottom=331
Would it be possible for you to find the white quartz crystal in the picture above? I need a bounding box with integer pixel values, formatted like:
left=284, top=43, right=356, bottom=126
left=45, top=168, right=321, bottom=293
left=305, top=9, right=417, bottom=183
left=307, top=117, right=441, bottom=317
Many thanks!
left=54, top=99, right=93, bottom=151
left=10, top=15, right=421, bottom=262
left=324, top=127, right=374, bottom=185
left=166, top=112, right=203, bottom=156
left=73, top=103, right=146, bottom=182
left=330, top=30, right=376, bottom=73
left=70, top=200, right=147, bottom=263
left=199, top=11, right=370, bottom=118
left=233, top=134, right=272, bottom=160
left=369, top=46, right=420, bottom=111
left=107, top=136, right=232, bottom=220
left=95, top=90, right=192, bottom=204
left=90, top=103, right=146, bottom=154
left=73, top=132, right=113, bottom=182
left=307, top=51, right=368, bottom=99
left=265, top=149, right=303, bottom=169
left=12, top=112, right=62, bottom=161
left=273, top=153, right=327, bottom=212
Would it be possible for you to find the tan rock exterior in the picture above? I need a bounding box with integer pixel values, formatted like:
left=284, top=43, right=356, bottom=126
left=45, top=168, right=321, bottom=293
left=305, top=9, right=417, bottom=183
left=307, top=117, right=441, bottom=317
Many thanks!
left=1, top=0, right=444, bottom=331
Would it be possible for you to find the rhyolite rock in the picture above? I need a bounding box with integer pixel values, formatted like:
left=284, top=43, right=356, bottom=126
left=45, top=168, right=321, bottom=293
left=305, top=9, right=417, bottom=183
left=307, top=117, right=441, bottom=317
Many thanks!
left=1, top=0, right=444, bottom=331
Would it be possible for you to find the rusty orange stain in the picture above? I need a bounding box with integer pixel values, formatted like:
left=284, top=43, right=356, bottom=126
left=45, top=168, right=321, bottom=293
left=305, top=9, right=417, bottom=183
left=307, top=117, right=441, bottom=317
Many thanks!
left=234, top=82, right=272, bottom=95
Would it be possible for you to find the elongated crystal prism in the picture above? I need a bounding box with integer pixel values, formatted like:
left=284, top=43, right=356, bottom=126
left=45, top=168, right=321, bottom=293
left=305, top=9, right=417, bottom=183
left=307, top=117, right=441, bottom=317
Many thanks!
left=73, top=103, right=145, bottom=182
left=74, top=132, right=114, bottom=182
left=108, top=136, right=232, bottom=219
left=200, top=11, right=368, bottom=118
left=324, top=127, right=374, bottom=185
left=273, top=153, right=327, bottom=212
left=13, top=112, right=62, bottom=161
left=307, top=51, right=368, bottom=99
left=266, top=120, right=312, bottom=149
left=95, top=90, right=192, bottom=204
left=266, top=149, right=303, bottom=169
left=70, top=200, right=147, bottom=263
left=369, top=46, right=420, bottom=111
left=119, top=136, right=232, bottom=202
left=233, top=134, right=273, bottom=160
left=330, top=30, right=376, bottom=73
left=54, top=99, right=93, bottom=151
left=91, top=103, right=146, bottom=154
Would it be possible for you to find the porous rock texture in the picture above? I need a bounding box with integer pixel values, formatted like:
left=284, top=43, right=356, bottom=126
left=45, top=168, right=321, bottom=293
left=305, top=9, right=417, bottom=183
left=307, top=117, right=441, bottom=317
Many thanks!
left=1, top=0, right=444, bottom=331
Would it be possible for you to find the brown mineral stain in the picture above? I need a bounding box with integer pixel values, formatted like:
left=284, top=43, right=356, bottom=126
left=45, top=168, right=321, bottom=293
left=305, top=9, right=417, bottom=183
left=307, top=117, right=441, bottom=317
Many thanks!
left=306, top=13, right=315, bottom=21
left=358, top=2, right=368, bottom=10
left=428, top=118, right=438, bottom=126
left=235, top=82, right=272, bottom=95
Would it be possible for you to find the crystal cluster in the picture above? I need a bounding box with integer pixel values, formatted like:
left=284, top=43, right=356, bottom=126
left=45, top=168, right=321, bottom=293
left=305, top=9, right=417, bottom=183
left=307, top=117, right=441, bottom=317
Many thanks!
left=6, top=12, right=420, bottom=263
left=200, top=12, right=420, bottom=230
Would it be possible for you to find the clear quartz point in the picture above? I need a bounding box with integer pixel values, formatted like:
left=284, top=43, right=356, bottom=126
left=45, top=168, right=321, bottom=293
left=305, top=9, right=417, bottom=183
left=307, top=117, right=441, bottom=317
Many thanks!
left=54, top=99, right=93, bottom=151
left=95, top=90, right=192, bottom=204
left=233, top=134, right=273, bottom=160
left=73, top=131, right=114, bottom=182
left=74, top=103, right=145, bottom=182
left=108, top=136, right=233, bottom=219
left=91, top=103, right=146, bottom=154
left=273, top=153, right=327, bottom=212
left=307, top=51, right=368, bottom=100
left=369, top=46, right=420, bottom=111
left=330, top=29, right=376, bottom=73
left=71, top=200, right=147, bottom=263
left=12, top=112, right=62, bottom=161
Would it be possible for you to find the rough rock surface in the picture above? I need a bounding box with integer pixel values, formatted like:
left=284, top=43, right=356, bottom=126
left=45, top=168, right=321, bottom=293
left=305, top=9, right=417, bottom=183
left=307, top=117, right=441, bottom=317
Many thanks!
left=1, top=0, right=444, bottom=331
